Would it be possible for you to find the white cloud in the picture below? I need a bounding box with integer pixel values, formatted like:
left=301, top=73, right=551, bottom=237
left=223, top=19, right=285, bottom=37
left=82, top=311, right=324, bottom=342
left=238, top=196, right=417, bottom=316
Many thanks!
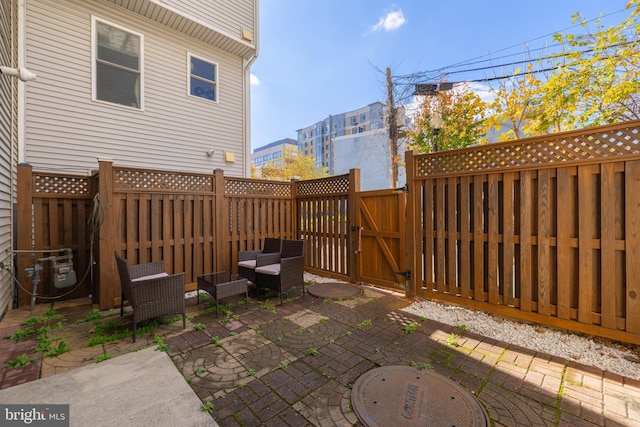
left=250, top=74, right=260, bottom=86
left=371, top=10, right=406, bottom=32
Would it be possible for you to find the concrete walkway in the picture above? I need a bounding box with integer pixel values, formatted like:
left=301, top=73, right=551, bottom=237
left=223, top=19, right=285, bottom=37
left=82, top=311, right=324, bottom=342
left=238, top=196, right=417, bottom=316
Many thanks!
left=0, top=347, right=217, bottom=427
left=1, top=283, right=640, bottom=426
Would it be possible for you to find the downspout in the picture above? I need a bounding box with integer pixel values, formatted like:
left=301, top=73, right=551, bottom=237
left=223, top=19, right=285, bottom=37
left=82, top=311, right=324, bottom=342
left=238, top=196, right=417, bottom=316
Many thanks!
left=17, top=0, right=26, bottom=163
left=243, top=0, right=259, bottom=177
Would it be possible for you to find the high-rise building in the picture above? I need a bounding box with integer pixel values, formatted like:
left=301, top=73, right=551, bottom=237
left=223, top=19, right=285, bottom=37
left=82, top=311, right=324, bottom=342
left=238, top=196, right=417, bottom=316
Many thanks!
left=296, top=102, right=406, bottom=190
left=296, top=102, right=385, bottom=175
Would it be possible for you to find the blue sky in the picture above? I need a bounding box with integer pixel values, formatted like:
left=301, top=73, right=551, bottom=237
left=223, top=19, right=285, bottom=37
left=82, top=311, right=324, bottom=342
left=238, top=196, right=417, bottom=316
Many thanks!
left=249, top=1, right=631, bottom=151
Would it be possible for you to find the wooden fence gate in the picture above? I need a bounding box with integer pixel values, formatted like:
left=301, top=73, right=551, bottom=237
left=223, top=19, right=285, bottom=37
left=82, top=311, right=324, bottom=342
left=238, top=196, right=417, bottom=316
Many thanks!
left=354, top=189, right=407, bottom=292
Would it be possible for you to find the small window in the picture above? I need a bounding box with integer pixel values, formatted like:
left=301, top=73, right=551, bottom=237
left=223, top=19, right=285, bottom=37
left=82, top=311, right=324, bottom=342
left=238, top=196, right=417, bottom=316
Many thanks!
left=93, top=18, right=143, bottom=109
left=189, top=54, right=217, bottom=102
left=361, top=113, right=366, bottom=122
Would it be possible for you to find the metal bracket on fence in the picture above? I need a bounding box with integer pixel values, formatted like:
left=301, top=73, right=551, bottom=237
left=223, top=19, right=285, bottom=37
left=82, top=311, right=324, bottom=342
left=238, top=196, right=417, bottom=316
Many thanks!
left=352, top=226, right=362, bottom=254
left=395, top=269, right=412, bottom=280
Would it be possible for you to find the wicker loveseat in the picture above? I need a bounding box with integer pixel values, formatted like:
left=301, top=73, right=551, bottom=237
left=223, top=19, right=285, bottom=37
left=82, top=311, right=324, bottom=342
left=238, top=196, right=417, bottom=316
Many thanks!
left=237, top=237, right=282, bottom=282
left=115, top=252, right=186, bottom=342
left=254, top=239, right=305, bottom=304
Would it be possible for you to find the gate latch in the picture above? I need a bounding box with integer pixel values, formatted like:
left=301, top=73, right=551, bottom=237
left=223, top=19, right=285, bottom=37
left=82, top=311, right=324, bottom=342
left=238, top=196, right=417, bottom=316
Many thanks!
left=395, top=270, right=412, bottom=280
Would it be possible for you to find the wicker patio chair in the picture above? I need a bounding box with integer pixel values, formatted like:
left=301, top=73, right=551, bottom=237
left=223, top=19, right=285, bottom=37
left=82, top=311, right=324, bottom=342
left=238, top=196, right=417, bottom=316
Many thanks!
left=254, top=239, right=305, bottom=305
left=114, top=252, right=186, bottom=342
left=237, top=237, right=282, bottom=282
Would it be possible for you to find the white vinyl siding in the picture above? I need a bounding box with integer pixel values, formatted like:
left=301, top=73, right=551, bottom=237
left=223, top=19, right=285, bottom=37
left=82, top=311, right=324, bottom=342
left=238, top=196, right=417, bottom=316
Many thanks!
left=24, top=0, right=245, bottom=177
left=0, top=0, right=15, bottom=316
left=156, top=0, right=255, bottom=40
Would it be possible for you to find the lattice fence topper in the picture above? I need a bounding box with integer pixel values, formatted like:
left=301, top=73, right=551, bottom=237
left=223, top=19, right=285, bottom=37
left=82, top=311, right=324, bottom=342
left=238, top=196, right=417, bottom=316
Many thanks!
left=297, top=174, right=350, bottom=196
left=225, top=178, right=292, bottom=197
left=417, top=124, right=640, bottom=177
left=34, top=174, right=91, bottom=195
left=114, top=169, right=213, bottom=192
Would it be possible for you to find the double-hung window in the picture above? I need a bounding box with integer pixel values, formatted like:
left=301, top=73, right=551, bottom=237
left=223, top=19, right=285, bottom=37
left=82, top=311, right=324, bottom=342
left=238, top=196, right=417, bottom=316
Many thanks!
left=189, top=54, right=217, bottom=102
left=93, top=17, right=143, bottom=109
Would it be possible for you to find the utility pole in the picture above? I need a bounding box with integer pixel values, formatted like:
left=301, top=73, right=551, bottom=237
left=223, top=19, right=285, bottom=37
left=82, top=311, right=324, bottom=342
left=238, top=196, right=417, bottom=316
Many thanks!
left=386, top=67, right=398, bottom=189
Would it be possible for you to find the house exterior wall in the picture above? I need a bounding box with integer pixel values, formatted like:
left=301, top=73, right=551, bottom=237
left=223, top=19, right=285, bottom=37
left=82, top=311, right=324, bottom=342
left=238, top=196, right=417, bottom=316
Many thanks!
left=23, top=0, right=255, bottom=176
left=154, top=0, right=256, bottom=41
left=0, top=0, right=16, bottom=318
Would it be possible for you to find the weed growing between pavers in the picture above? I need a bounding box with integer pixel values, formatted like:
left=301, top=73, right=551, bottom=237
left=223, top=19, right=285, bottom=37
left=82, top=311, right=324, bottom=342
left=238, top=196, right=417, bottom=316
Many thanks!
left=447, top=333, right=462, bottom=347
left=201, top=402, right=214, bottom=414
left=96, top=353, right=112, bottom=363
left=5, top=307, right=70, bottom=363
left=86, top=319, right=133, bottom=346
left=5, top=354, right=35, bottom=368
left=403, top=322, right=419, bottom=333
left=153, top=335, right=171, bottom=352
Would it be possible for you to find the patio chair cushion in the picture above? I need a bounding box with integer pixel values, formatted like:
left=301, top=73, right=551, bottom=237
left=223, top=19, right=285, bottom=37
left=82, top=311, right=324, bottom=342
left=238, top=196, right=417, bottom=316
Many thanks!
left=237, top=260, right=256, bottom=269
left=255, top=263, right=280, bottom=276
left=131, top=272, right=169, bottom=282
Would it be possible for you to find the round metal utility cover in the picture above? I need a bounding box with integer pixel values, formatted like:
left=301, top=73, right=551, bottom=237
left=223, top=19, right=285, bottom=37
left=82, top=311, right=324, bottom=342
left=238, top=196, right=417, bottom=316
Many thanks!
left=307, top=282, right=362, bottom=300
left=351, top=366, right=488, bottom=427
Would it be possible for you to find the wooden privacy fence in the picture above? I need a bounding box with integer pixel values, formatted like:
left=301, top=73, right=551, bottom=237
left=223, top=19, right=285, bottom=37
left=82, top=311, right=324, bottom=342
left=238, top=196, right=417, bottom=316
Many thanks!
left=16, top=162, right=357, bottom=309
left=405, top=119, right=640, bottom=345
left=15, top=166, right=97, bottom=308
left=296, top=172, right=358, bottom=283
left=15, top=119, right=640, bottom=345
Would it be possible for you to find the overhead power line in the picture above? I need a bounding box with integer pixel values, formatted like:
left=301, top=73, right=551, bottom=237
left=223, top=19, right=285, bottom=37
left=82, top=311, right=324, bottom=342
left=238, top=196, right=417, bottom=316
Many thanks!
left=393, top=7, right=630, bottom=82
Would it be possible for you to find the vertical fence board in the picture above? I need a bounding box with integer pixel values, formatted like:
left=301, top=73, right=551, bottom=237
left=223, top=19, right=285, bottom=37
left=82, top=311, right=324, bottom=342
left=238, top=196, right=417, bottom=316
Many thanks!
left=150, top=194, right=162, bottom=261
left=447, top=177, right=457, bottom=294
left=556, top=168, right=572, bottom=320
left=138, top=194, right=150, bottom=263
left=459, top=176, right=471, bottom=298
left=192, top=196, right=202, bottom=276
left=625, top=160, right=640, bottom=334
left=503, top=173, right=515, bottom=306
left=601, top=163, right=616, bottom=329
left=436, top=179, right=446, bottom=292
left=520, top=171, right=533, bottom=312
left=537, top=169, right=551, bottom=316
left=578, top=166, right=594, bottom=324
left=473, top=175, right=484, bottom=301
left=162, top=195, right=172, bottom=274
left=424, top=181, right=434, bottom=289
left=488, top=174, right=499, bottom=305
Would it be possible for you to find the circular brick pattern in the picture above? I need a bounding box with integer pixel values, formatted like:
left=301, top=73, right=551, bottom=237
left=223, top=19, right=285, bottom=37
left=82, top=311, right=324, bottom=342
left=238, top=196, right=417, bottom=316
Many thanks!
left=308, top=282, right=363, bottom=300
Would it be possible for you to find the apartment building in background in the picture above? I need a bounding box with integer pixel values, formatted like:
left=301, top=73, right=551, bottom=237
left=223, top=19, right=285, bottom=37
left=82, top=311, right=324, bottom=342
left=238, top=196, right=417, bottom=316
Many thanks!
left=251, top=138, right=298, bottom=178
left=296, top=102, right=385, bottom=174
left=296, top=101, right=406, bottom=190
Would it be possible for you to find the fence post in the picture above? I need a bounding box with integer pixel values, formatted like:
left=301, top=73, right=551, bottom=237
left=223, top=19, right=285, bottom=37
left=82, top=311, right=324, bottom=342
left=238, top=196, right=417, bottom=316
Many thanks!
left=16, top=164, right=33, bottom=308
left=404, top=150, right=417, bottom=298
left=97, top=159, right=117, bottom=310
left=290, top=178, right=299, bottom=241
left=348, top=168, right=360, bottom=284
left=213, top=169, right=226, bottom=272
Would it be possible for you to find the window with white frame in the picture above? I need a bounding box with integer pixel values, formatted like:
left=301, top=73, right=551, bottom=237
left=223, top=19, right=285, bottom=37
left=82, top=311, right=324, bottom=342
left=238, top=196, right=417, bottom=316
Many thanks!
left=189, top=54, right=217, bottom=102
left=93, top=18, right=143, bottom=109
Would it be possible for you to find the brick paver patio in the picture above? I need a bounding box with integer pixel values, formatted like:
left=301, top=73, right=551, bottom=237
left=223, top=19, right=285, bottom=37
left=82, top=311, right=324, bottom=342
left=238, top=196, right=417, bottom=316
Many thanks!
left=1, top=282, right=639, bottom=426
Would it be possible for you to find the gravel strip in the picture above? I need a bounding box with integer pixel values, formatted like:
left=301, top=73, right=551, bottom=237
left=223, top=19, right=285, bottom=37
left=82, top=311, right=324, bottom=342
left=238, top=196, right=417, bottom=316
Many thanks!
left=401, top=298, right=640, bottom=380
left=306, top=273, right=640, bottom=380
